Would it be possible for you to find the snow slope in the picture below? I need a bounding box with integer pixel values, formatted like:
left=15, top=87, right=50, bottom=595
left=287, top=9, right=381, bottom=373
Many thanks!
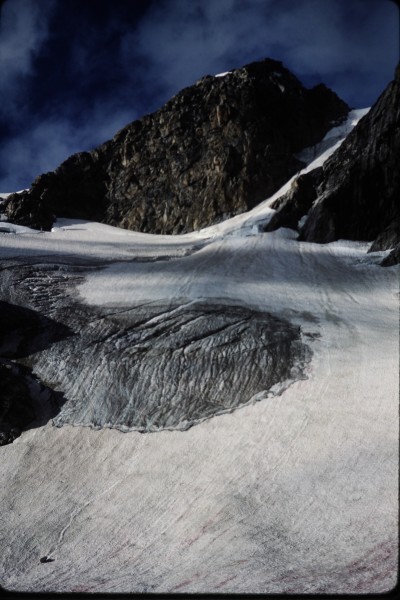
left=0, top=108, right=398, bottom=594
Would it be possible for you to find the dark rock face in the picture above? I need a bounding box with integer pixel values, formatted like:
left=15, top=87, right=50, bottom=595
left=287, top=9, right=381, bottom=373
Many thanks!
left=0, top=298, right=73, bottom=445
left=3, top=58, right=348, bottom=234
left=0, top=359, right=65, bottom=446
left=4, top=157, right=108, bottom=231
left=0, top=260, right=311, bottom=434
left=0, top=360, right=35, bottom=445
left=381, top=243, right=400, bottom=267
left=264, top=167, right=323, bottom=232
left=297, top=64, right=400, bottom=252
left=369, top=222, right=399, bottom=253
left=0, top=300, right=73, bottom=358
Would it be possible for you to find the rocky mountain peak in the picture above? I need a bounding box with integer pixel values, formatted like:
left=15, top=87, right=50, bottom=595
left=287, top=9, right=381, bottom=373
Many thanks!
left=3, top=58, right=349, bottom=234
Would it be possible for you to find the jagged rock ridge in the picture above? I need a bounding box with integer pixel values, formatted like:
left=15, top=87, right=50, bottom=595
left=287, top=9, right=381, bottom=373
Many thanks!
left=3, top=58, right=348, bottom=234
left=265, top=63, right=400, bottom=261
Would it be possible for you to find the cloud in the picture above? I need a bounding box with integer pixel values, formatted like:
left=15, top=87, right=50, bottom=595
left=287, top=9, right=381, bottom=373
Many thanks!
left=125, top=0, right=398, bottom=105
left=0, top=0, right=397, bottom=191
left=121, top=0, right=275, bottom=100
left=0, top=0, right=139, bottom=190
left=0, top=0, right=56, bottom=117
left=0, top=100, right=137, bottom=191
left=270, top=0, right=397, bottom=74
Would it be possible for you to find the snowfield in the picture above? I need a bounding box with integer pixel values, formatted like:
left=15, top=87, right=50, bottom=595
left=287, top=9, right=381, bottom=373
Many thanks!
left=0, top=109, right=398, bottom=593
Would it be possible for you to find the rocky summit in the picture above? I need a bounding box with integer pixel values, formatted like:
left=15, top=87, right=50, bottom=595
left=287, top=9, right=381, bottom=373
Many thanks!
left=265, top=63, right=400, bottom=262
left=3, top=58, right=348, bottom=234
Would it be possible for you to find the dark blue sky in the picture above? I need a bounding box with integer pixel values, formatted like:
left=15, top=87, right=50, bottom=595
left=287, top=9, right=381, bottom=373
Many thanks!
left=0, top=0, right=398, bottom=191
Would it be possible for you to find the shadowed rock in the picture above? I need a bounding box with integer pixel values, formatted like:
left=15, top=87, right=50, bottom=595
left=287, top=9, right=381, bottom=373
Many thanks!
left=263, top=64, right=399, bottom=263
left=297, top=64, right=400, bottom=253
left=381, top=243, right=400, bottom=267
left=0, top=359, right=66, bottom=446
left=0, top=299, right=73, bottom=444
left=264, top=167, right=323, bottom=233
left=0, top=361, right=35, bottom=445
left=0, top=300, right=73, bottom=358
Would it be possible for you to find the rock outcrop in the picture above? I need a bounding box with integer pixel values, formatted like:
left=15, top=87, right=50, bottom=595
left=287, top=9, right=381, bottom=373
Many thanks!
left=265, top=64, right=399, bottom=257
left=0, top=359, right=64, bottom=446
left=381, top=243, right=400, bottom=267
left=3, top=58, right=348, bottom=234
left=264, top=167, right=323, bottom=232
left=0, top=360, right=35, bottom=445
left=0, top=299, right=73, bottom=444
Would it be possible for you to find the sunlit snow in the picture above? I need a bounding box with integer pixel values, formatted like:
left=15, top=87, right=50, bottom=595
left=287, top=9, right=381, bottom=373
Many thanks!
left=0, top=107, right=397, bottom=594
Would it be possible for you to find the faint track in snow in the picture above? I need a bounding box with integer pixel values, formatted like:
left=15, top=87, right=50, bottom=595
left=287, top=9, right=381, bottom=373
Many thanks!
left=45, top=479, right=124, bottom=560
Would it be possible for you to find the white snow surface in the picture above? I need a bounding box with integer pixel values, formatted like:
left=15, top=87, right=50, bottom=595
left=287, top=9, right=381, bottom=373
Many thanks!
left=295, top=108, right=369, bottom=164
left=0, top=190, right=27, bottom=199
left=0, top=108, right=398, bottom=593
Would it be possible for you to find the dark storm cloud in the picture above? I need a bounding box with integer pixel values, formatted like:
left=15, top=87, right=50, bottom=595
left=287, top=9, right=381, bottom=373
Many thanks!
left=0, top=0, right=398, bottom=191
left=0, top=0, right=142, bottom=190
left=129, top=0, right=398, bottom=104
left=0, top=102, right=137, bottom=191
left=0, top=0, right=56, bottom=118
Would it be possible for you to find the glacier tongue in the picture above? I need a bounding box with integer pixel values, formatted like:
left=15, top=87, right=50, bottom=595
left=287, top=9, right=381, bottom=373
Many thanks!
left=49, top=300, right=311, bottom=432
left=0, top=259, right=310, bottom=432
left=0, top=101, right=397, bottom=594
left=0, top=221, right=397, bottom=594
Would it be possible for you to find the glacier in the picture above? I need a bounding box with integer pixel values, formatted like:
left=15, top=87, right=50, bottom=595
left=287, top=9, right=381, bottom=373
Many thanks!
left=0, top=111, right=398, bottom=594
